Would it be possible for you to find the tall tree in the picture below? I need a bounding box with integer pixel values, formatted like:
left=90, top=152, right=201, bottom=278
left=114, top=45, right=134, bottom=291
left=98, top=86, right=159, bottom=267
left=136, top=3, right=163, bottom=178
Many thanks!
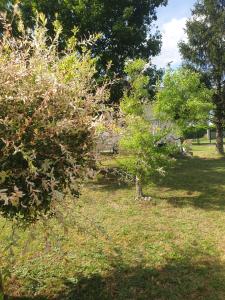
left=179, top=0, right=225, bottom=154
left=1, top=0, right=167, bottom=102
left=154, top=68, right=213, bottom=142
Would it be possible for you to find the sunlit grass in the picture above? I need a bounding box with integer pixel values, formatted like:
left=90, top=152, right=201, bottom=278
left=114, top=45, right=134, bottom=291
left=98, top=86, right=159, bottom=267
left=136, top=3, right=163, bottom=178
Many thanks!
left=1, top=143, right=225, bottom=299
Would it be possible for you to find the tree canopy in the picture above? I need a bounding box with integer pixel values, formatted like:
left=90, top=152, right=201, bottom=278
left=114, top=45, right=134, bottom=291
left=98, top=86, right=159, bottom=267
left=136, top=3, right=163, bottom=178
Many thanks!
left=154, top=68, right=213, bottom=138
left=179, top=0, right=225, bottom=153
left=1, top=0, right=167, bottom=101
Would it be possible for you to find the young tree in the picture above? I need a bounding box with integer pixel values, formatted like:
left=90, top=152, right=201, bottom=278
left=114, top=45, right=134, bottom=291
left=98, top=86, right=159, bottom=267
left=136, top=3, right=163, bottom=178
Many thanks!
left=0, top=14, right=108, bottom=222
left=1, top=0, right=168, bottom=102
left=154, top=68, right=213, bottom=143
left=179, top=0, right=225, bottom=153
left=119, top=60, right=176, bottom=200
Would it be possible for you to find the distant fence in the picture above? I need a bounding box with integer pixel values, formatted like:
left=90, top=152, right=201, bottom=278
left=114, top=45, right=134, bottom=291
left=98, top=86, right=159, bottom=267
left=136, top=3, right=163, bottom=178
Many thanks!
left=96, top=130, right=180, bottom=155
left=207, top=129, right=225, bottom=140
left=96, top=132, right=121, bottom=154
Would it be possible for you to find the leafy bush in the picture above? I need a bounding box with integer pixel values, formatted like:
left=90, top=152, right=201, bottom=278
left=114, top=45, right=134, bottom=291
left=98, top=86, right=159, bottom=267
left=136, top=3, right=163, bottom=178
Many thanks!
left=183, top=126, right=207, bottom=140
left=119, top=116, right=176, bottom=181
left=154, top=68, right=213, bottom=137
left=0, top=14, right=108, bottom=221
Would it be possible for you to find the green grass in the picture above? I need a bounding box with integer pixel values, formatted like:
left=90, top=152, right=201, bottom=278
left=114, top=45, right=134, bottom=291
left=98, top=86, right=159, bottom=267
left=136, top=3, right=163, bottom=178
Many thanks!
left=1, top=143, right=225, bottom=299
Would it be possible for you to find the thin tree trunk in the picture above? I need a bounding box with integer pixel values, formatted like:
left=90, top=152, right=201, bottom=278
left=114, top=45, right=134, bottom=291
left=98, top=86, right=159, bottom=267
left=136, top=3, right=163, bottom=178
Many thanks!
left=214, top=87, right=224, bottom=154
left=135, top=176, right=152, bottom=201
left=180, top=137, right=185, bottom=153
left=135, top=176, right=143, bottom=200
left=216, top=119, right=224, bottom=154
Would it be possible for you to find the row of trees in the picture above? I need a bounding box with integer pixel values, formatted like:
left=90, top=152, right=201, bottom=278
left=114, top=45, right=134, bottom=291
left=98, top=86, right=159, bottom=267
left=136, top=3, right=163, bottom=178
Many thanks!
left=1, top=0, right=167, bottom=102
left=1, top=1, right=224, bottom=148
left=119, top=64, right=213, bottom=198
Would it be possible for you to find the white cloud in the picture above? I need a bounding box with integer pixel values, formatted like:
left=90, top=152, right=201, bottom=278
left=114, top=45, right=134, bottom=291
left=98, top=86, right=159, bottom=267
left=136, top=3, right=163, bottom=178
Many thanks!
left=152, top=17, right=187, bottom=69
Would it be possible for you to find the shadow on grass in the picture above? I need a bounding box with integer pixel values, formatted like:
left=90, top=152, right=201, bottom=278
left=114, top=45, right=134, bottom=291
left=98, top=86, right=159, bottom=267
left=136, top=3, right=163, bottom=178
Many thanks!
left=8, top=254, right=225, bottom=300
left=153, top=155, right=225, bottom=210
left=90, top=154, right=225, bottom=211
left=55, top=251, right=225, bottom=300
left=7, top=235, right=225, bottom=300
left=94, top=155, right=225, bottom=211
left=11, top=260, right=225, bottom=300
left=89, top=167, right=131, bottom=193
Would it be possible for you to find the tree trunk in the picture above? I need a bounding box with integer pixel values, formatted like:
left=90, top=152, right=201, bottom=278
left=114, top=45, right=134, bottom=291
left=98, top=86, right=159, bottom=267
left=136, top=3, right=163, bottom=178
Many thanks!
left=179, top=137, right=185, bottom=153
left=135, top=176, right=152, bottom=201
left=216, top=119, right=224, bottom=154
left=214, top=88, right=224, bottom=154
left=0, top=271, right=5, bottom=300
left=135, top=176, right=143, bottom=200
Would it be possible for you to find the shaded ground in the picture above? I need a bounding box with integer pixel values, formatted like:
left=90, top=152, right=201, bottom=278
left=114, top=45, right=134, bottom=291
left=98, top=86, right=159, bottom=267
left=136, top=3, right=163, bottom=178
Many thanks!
left=59, top=258, right=225, bottom=300
left=10, top=254, right=225, bottom=300
left=2, top=143, right=225, bottom=300
left=154, top=155, right=225, bottom=210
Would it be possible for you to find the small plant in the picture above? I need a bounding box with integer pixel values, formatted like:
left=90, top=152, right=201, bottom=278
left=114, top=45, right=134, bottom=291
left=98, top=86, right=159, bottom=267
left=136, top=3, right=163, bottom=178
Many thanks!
left=119, top=59, right=177, bottom=200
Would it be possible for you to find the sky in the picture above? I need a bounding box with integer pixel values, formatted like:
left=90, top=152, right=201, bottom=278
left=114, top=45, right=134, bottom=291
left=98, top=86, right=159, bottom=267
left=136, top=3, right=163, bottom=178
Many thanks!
left=152, top=0, right=196, bottom=69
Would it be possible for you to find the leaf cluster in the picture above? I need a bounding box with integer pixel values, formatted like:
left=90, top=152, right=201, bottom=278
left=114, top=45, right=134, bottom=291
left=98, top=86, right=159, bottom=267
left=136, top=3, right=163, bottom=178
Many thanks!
left=119, top=116, right=176, bottom=182
left=154, top=68, right=213, bottom=136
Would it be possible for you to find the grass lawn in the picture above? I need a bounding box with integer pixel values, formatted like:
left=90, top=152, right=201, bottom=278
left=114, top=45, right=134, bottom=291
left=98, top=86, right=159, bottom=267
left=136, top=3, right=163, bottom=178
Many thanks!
left=1, top=143, right=225, bottom=300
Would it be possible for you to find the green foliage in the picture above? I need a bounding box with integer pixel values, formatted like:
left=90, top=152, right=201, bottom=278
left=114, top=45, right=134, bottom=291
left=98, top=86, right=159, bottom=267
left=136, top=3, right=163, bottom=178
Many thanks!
left=179, top=0, right=225, bottom=89
left=119, top=117, right=175, bottom=183
left=154, top=68, right=213, bottom=137
left=20, top=0, right=167, bottom=66
left=121, top=59, right=149, bottom=116
left=0, top=14, right=108, bottom=221
left=179, top=0, right=225, bottom=153
left=183, top=126, right=207, bottom=140
left=119, top=60, right=176, bottom=185
left=1, top=0, right=168, bottom=102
